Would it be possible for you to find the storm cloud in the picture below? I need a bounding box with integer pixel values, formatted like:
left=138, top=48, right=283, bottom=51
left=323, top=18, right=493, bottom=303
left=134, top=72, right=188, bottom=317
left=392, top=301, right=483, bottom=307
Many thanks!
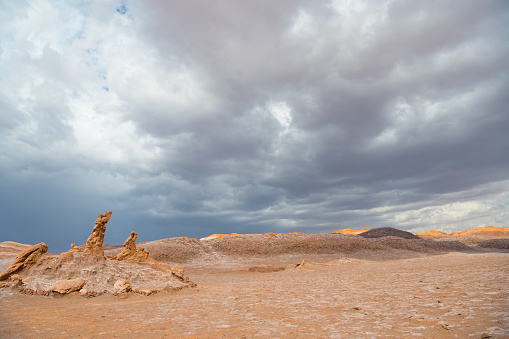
left=1, top=0, right=508, bottom=251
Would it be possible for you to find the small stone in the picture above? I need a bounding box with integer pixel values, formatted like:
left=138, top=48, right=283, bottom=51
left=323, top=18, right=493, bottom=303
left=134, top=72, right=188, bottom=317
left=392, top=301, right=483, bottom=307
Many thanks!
left=114, top=279, right=132, bottom=293
left=79, top=288, right=88, bottom=296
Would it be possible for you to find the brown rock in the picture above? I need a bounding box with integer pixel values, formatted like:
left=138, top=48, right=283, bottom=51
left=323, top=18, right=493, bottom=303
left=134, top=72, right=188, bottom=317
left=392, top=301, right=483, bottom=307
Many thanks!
left=79, top=288, right=88, bottom=297
left=113, top=232, right=138, bottom=260
left=84, top=211, right=112, bottom=255
left=0, top=243, right=48, bottom=281
left=49, top=278, right=86, bottom=294
left=114, top=279, right=132, bottom=293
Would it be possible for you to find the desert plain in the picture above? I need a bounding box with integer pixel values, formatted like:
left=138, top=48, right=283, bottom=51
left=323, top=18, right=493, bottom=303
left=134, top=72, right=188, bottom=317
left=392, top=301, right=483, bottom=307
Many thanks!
left=1, top=220, right=508, bottom=338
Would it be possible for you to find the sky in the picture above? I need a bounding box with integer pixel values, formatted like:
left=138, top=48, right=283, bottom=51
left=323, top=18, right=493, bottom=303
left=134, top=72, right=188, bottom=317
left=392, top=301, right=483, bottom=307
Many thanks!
left=0, top=0, right=508, bottom=252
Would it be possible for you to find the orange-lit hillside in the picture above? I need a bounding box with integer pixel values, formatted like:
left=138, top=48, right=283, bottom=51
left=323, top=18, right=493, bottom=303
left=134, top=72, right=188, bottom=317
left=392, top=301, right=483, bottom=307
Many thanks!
left=200, top=232, right=304, bottom=241
left=332, top=228, right=370, bottom=235
left=415, top=230, right=448, bottom=236
left=450, top=226, right=509, bottom=236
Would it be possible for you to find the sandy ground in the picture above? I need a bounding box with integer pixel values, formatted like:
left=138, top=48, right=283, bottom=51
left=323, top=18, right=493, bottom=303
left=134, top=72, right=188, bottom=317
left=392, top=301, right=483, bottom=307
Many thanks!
left=1, top=251, right=508, bottom=338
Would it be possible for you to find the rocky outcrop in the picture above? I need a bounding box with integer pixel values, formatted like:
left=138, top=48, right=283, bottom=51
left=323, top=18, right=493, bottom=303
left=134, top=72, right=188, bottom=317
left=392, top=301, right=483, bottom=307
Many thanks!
left=114, top=279, right=132, bottom=293
left=113, top=232, right=138, bottom=260
left=84, top=211, right=112, bottom=255
left=0, top=243, right=48, bottom=281
left=49, top=278, right=86, bottom=294
left=124, top=246, right=153, bottom=263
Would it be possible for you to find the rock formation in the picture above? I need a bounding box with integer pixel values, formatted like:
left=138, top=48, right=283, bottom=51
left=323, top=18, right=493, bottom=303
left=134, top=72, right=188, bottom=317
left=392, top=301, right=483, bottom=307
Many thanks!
left=0, top=243, right=48, bottom=281
left=113, top=231, right=138, bottom=260
left=84, top=211, right=112, bottom=255
left=0, top=211, right=196, bottom=297
left=124, top=246, right=152, bottom=263
left=49, top=278, right=86, bottom=294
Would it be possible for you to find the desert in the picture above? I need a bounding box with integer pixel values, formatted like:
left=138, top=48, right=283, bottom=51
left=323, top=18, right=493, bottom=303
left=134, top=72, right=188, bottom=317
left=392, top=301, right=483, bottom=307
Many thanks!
left=0, top=213, right=508, bottom=338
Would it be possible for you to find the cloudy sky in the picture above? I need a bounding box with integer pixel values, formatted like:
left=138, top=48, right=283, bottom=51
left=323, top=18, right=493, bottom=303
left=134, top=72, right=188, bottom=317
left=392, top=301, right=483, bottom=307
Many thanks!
left=1, top=0, right=508, bottom=252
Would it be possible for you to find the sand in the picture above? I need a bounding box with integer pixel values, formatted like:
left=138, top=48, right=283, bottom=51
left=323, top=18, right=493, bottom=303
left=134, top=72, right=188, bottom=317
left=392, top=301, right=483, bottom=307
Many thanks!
left=1, top=232, right=508, bottom=338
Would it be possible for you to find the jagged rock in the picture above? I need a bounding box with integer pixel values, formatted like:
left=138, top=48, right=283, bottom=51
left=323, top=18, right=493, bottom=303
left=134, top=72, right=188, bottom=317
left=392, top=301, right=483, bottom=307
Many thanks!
left=113, top=232, right=138, bottom=260
left=0, top=243, right=48, bottom=281
left=49, top=278, right=86, bottom=294
left=114, top=279, right=132, bottom=293
left=124, top=246, right=153, bottom=263
left=84, top=211, right=112, bottom=255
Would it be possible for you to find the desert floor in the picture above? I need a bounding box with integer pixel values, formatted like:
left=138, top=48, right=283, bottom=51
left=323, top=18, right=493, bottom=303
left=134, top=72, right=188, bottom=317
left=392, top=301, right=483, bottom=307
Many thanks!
left=1, top=251, right=508, bottom=338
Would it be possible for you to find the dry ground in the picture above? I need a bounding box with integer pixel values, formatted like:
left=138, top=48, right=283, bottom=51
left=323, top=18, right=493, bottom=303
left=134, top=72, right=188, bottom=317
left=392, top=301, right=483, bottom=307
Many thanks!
left=1, top=251, right=508, bottom=338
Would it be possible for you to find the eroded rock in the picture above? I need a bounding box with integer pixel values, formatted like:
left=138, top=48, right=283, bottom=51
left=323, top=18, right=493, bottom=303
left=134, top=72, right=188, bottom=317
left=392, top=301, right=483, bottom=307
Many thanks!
left=0, top=243, right=48, bottom=281
left=124, top=246, right=153, bottom=263
left=113, top=232, right=138, bottom=260
left=84, top=211, right=112, bottom=255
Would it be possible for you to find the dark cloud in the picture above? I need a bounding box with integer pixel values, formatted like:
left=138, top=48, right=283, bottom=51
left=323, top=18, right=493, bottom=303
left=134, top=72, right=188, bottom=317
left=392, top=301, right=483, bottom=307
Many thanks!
left=0, top=0, right=508, bottom=252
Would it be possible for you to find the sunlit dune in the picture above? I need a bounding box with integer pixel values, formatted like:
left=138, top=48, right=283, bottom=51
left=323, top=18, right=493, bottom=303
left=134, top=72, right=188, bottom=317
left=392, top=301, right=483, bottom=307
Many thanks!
left=332, top=228, right=370, bottom=234
left=200, top=231, right=304, bottom=241
left=415, top=230, right=448, bottom=236
left=450, top=226, right=509, bottom=236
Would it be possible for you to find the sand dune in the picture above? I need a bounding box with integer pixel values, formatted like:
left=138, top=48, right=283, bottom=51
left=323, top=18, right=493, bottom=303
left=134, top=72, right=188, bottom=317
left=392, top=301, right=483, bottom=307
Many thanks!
left=131, top=229, right=488, bottom=266
left=450, top=226, right=509, bottom=237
